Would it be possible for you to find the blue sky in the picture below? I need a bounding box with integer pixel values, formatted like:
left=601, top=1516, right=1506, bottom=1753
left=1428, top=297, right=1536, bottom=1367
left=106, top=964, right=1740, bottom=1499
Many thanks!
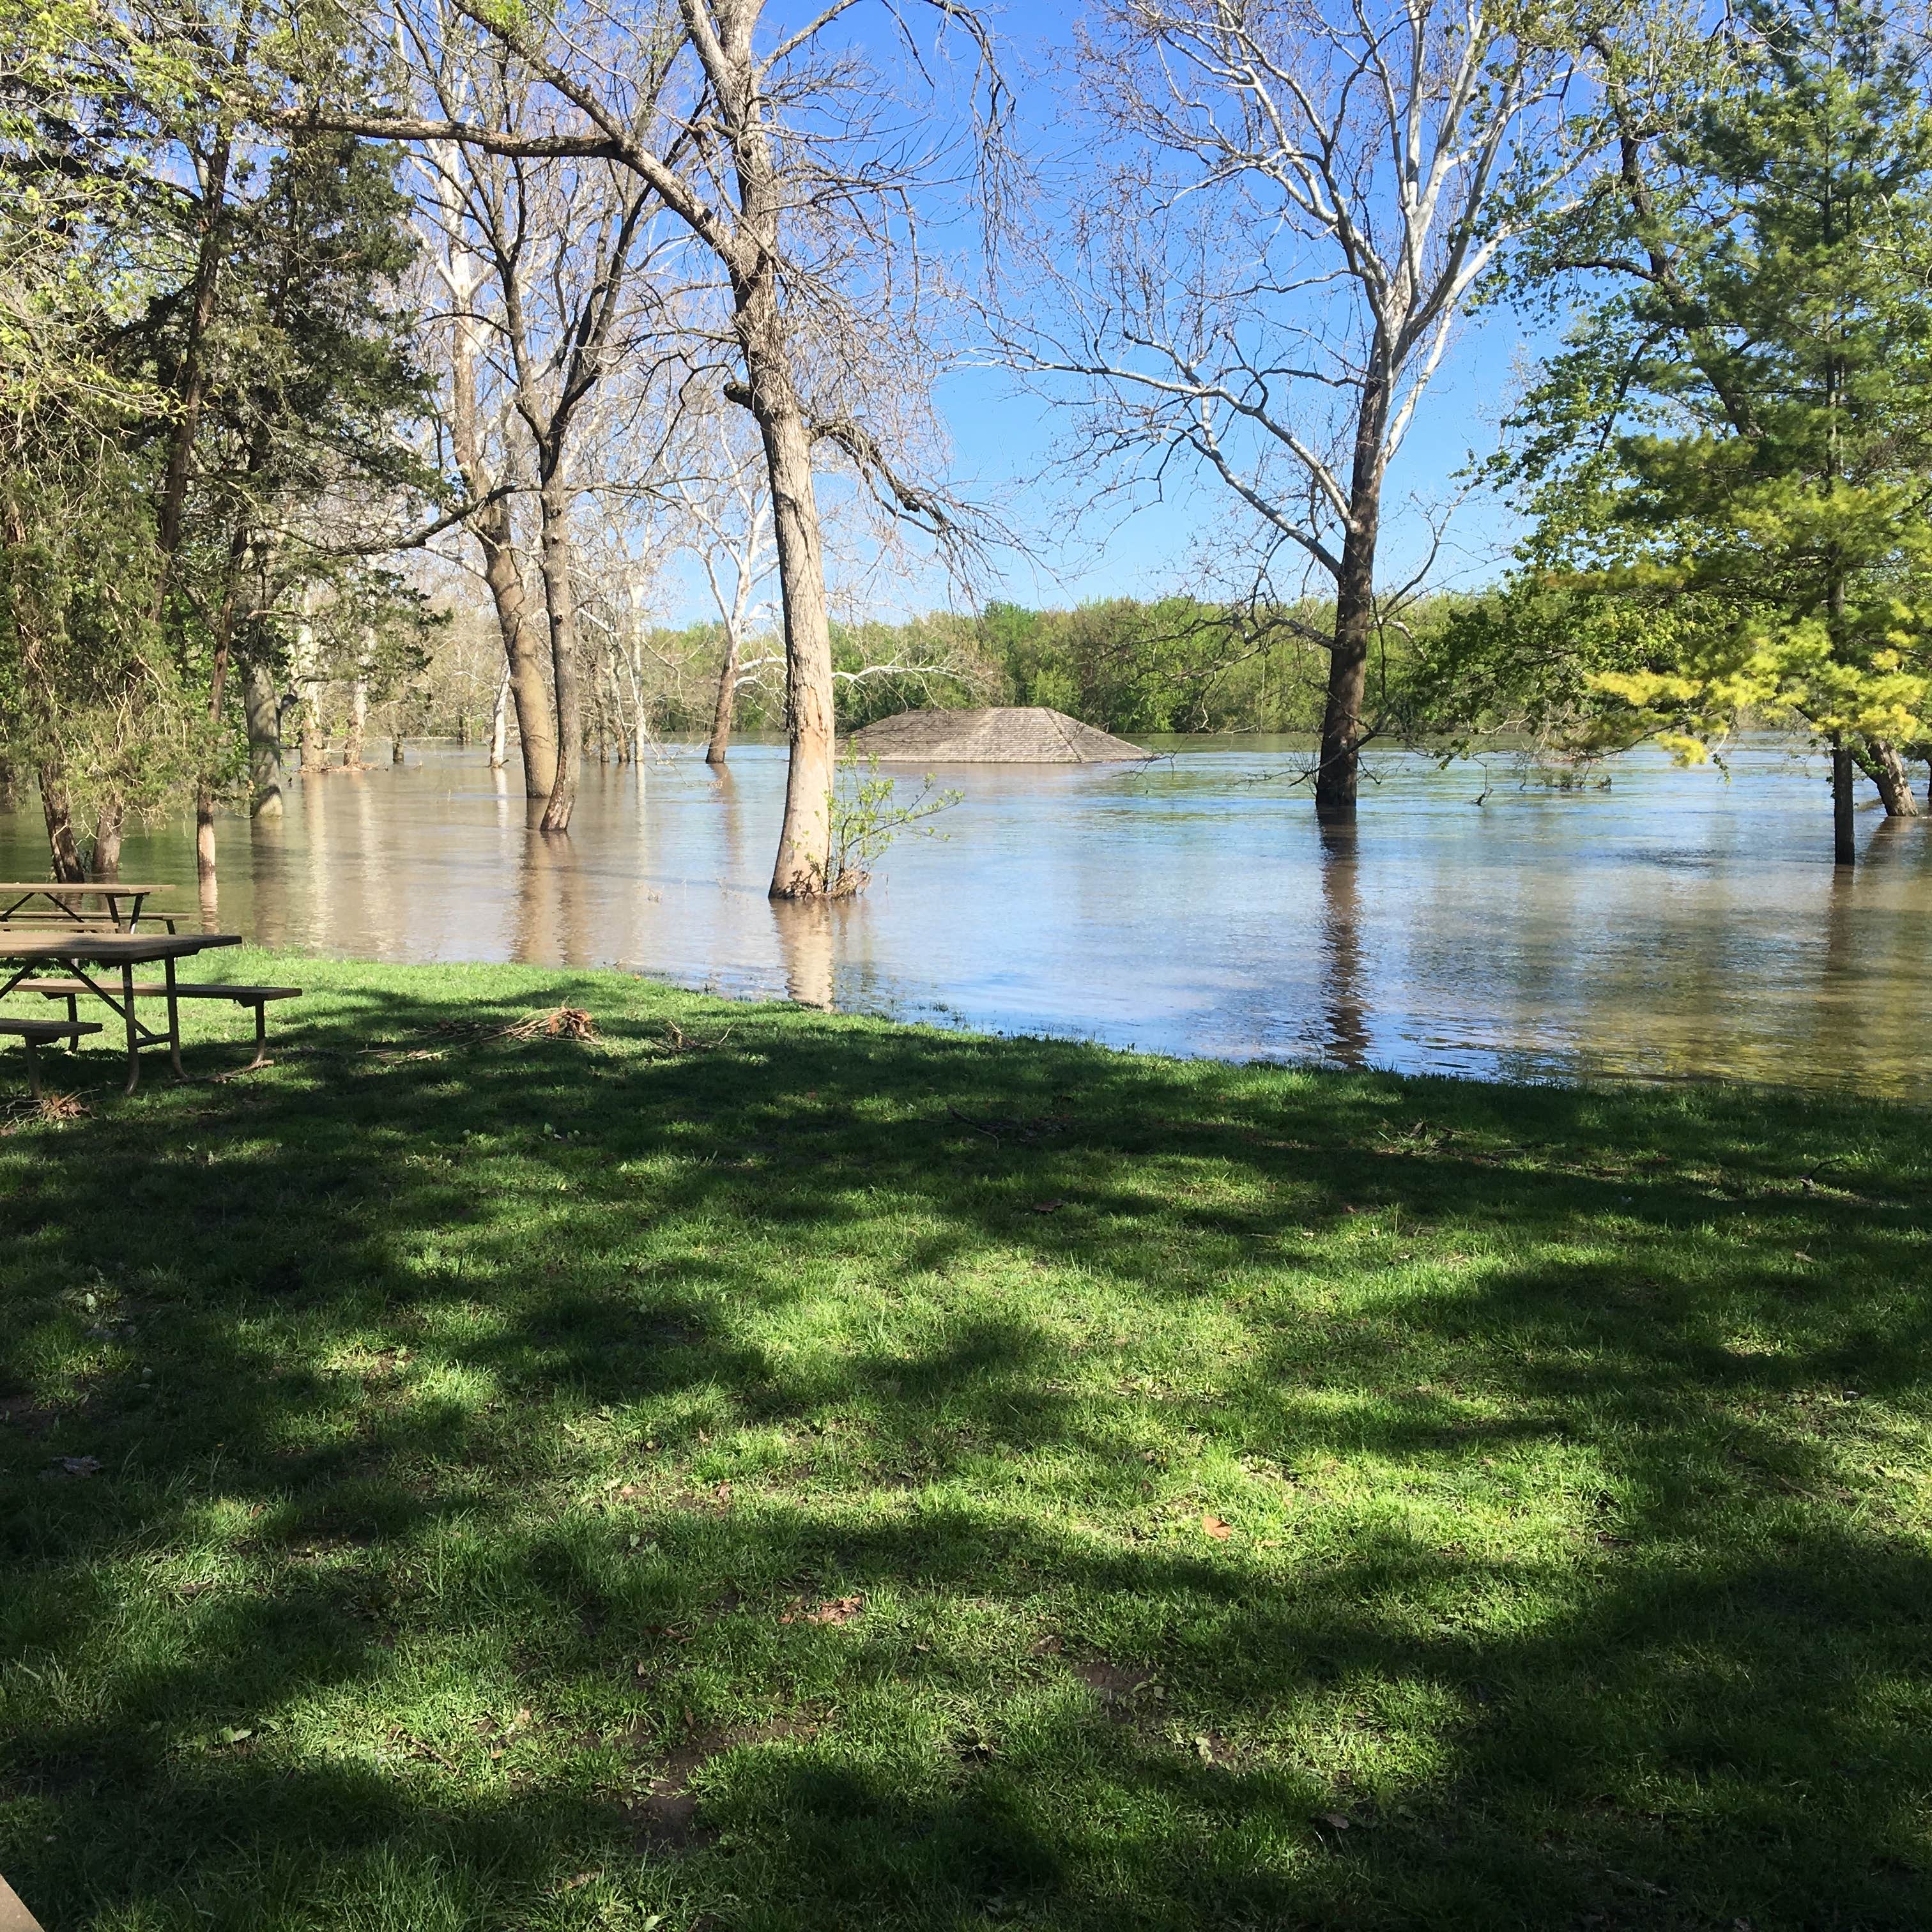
left=931, top=317, right=1542, bottom=611
left=661, top=0, right=1555, bottom=622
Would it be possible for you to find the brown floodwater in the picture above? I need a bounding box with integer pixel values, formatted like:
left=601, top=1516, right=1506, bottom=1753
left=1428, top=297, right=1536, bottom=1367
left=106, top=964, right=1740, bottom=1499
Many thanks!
left=4, top=735, right=1928, bottom=1095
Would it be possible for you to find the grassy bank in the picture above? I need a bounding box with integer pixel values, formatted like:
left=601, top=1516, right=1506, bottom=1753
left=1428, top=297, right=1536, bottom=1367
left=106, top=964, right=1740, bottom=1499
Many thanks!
left=1, top=955, right=1929, bottom=1931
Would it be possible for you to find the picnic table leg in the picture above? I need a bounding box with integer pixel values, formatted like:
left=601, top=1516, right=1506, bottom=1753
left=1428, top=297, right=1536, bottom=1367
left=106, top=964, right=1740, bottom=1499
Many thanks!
left=65, top=992, right=78, bottom=1049
left=164, top=954, right=184, bottom=1078
left=121, top=961, right=140, bottom=1096
left=23, top=1038, right=40, bottom=1103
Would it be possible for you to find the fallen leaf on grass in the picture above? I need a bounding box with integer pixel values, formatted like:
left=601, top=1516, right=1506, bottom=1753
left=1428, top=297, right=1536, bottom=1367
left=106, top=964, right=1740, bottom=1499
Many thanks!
left=1316, top=1811, right=1351, bottom=1831
left=1201, top=1512, right=1234, bottom=1541
left=50, top=1455, right=101, bottom=1479
left=1031, top=1199, right=1065, bottom=1214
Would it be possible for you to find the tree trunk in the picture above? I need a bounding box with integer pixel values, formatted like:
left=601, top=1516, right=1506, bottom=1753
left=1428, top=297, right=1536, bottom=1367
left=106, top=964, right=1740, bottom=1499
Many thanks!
left=746, top=355, right=836, bottom=893
left=1315, top=374, right=1390, bottom=822
left=195, top=788, right=217, bottom=925
left=154, top=102, right=236, bottom=588
left=489, top=668, right=510, bottom=769
left=242, top=660, right=284, bottom=816
left=299, top=687, right=326, bottom=774
left=1832, top=733, right=1857, bottom=867
left=38, top=765, right=85, bottom=882
left=483, top=525, right=555, bottom=796
left=342, top=676, right=367, bottom=769
left=92, top=803, right=124, bottom=879
left=448, top=284, right=556, bottom=799
left=392, top=733, right=405, bottom=765
left=708, top=13, right=838, bottom=895
left=195, top=558, right=242, bottom=903
left=1857, top=735, right=1920, bottom=818
left=536, top=464, right=581, bottom=834
left=707, top=626, right=741, bottom=765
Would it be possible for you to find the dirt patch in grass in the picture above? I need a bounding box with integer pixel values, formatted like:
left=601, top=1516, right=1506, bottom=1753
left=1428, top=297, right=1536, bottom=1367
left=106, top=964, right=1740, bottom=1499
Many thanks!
left=0, top=1393, right=59, bottom=1436
left=625, top=1720, right=816, bottom=1853
left=1073, top=1659, right=1156, bottom=1714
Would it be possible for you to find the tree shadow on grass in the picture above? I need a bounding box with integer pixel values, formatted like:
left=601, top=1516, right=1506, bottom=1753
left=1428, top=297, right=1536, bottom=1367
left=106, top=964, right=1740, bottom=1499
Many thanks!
left=2, top=964, right=1929, bottom=1929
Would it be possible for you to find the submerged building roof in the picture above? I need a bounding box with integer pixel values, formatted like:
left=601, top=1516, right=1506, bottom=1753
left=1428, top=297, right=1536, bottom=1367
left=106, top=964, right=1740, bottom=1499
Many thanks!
left=847, top=706, right=1149, bottom=763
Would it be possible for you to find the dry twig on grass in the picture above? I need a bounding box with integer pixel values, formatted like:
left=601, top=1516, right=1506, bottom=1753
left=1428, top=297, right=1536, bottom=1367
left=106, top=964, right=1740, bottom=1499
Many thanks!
left=3, top=1090, right=89, bottom=1131
left=505, top=1006, right=599, bottom=1043
left=643, top=1020, right=736, bottom=1057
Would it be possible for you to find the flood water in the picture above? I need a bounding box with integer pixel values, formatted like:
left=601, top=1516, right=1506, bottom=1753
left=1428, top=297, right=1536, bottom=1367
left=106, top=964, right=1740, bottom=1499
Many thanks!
left=6, top=735, right=1929, bottom=1096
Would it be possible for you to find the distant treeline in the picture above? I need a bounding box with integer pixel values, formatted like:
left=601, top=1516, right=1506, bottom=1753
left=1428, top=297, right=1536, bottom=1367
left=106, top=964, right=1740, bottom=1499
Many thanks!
left=629, top=597, right=1457, bottom=741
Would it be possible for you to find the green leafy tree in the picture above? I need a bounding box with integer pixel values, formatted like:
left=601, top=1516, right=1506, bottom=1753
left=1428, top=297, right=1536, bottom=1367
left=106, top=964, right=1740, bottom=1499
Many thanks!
left=0, top=3, right=433, bottom=880
left=1494, top=0, right=1932, bottom=861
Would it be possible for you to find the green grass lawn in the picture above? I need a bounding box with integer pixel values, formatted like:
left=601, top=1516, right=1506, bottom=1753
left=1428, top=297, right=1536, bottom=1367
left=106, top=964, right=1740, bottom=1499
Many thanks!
left=1, top=954, right=1929, bottom=1931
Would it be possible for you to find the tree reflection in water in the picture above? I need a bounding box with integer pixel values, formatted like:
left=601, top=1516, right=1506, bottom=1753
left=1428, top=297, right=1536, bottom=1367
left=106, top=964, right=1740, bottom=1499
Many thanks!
left=22, top=740, right=1932, bottom=1093
left=1317, top=819, right=1371, bottom=1067
left=772, top=897, right=836, bottom=1008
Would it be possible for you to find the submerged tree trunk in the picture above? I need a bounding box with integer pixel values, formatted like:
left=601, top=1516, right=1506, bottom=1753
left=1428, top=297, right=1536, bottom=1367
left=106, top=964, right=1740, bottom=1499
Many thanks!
left=447, top=273, right=556, bottom=801
left=38, top=765, right=85, bottom=882
left=536, top=466, right=581, bottom=834
left=1832, top=733, right=1857, bottom=867
left=744, top=349, right=836, bottom=893
left=342, top=675, right=367, bottom=769
left=242, top=660, right=283, bottom=816
left=195, top=790, right=217, bottom=925
left=707, top=627, right=742, bottom=766
left=1857, top=735, right=1920, bottom=818
left=483, top=520, right=555, bottom=797
left=92, top=803, right=124, bottom=879
left=1315, top=377, right=1389, bottom=823
left=489, top=667, right=511, bottom=769
left=197, top=562, right=242, bottom=908
left=299, top=682, right=326, bottom=774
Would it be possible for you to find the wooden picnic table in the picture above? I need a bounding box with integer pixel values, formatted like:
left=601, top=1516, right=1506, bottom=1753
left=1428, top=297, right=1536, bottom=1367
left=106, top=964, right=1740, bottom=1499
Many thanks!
left=0, top=933, right=240, bottom=1094
left=0, top=882, right=174, bottom=932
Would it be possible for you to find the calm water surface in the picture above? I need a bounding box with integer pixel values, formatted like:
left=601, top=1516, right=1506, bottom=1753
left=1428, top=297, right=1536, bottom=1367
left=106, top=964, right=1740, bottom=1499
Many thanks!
left=6, top=737, right=1928, bottom=1096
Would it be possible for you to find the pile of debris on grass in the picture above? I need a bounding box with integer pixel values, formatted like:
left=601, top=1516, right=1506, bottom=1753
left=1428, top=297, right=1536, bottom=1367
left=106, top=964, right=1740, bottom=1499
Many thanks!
left=847, top=706, right=1149, bottom=763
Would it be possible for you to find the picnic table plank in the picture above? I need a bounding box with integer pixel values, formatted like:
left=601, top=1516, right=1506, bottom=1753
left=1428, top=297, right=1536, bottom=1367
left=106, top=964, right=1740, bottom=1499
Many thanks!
left=0, top=882, right=176, bottom=934
left=0, top=882, right=172, bottom=894
left=0, top=934, right=241, bottom=1092
left=0, top=934, right=236, bottom=964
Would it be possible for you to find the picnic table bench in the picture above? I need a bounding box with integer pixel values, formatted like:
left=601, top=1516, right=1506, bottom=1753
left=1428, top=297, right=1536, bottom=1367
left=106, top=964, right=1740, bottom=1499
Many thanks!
left=22, top=979, right=300, bottom=1070
left=0, top=933, right=302, bottom=1093
left=0, top=882, right=174, bottom=932
left=0, top=1015, right=104, bottom=1100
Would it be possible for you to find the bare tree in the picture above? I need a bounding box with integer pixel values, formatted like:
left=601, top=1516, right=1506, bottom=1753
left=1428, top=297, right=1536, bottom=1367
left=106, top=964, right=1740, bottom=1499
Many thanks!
left=409, top=22, right=681, bottom=832
left=420, top=152, right=556, bottom=799
left=666, top=400, right=777, bottom=764
left=998, top=0, right=1608, bottom=818
left=286, top=0, right=1002, bottom=893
